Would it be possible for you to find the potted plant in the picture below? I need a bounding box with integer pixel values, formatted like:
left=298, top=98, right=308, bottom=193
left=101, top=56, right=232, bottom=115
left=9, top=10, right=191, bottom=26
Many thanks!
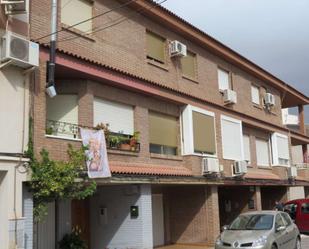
left=59, top=226, right=87, bottom=249
left=119, top=136, right=131, bottom=151
left=108, top=135, right=121, bottom=149
left=130, top=131, right=140, bottom=151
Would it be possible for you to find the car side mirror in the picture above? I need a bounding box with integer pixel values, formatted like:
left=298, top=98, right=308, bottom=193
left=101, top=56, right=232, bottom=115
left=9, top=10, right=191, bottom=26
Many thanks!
left=276, top=225, right=286, bottom=232
left=222, top=225, right=229, bottom=231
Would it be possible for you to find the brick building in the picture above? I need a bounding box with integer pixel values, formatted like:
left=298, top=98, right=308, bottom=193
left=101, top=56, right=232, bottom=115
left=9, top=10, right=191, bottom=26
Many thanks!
left=29, top=0, right=309, bottom=248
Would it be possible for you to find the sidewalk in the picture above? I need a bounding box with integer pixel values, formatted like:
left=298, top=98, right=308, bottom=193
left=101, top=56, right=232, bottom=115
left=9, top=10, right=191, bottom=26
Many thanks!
left=156, top=244, right=214, bottom=249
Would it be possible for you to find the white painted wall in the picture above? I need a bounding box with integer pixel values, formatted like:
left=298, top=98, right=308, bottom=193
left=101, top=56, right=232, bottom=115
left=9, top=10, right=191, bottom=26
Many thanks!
left=90, top=185, right=153, bottom=249
left=0, top=66, right=29, bottom=154
left=288, top=187, right=305, bottom=200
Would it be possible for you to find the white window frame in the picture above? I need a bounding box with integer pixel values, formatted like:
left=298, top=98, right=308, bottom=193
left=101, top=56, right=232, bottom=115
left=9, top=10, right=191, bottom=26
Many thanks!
left=243, top=134, right=251, bottom=165
left=181, top=105, right=217, bottom=157
left=271, top=132, right=290, bottom=167
left=221, top=115, right=244, bottom=161
left=255, top=137, right=271, bottom=167
left=217, top=68, right=230, bottom=91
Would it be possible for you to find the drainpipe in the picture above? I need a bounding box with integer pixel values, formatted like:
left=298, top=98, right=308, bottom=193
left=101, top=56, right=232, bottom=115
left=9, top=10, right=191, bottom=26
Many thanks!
left=46, top=0, right=58, bottom=98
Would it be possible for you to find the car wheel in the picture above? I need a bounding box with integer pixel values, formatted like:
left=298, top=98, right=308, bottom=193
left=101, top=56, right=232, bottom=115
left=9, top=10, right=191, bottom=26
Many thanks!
left=271, top=244, right=277, bottom=249
left=295, top=237, right=301, bottom=249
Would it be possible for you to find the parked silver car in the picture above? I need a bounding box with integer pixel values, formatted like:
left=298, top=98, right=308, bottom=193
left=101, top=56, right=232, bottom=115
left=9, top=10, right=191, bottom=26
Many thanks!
left=215, top=211, right=301, bottom=249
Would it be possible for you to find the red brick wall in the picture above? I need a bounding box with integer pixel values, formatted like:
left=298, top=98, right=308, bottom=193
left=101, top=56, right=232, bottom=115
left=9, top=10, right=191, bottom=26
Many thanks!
left=30, top=0, right=283, bottom=127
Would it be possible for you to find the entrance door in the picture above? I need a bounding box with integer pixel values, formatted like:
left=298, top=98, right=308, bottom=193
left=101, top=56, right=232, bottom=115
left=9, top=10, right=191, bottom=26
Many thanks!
left=71, top=199, right=90, bottom=248
left=152, top=194, right=164, bottom=247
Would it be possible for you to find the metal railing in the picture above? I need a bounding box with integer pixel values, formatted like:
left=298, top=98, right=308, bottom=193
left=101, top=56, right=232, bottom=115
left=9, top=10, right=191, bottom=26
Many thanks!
left=46, top=120, right=140, bottom=152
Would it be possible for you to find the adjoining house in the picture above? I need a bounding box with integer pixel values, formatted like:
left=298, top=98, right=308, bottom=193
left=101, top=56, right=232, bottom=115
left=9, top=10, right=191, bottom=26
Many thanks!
left=27, top=0, right=309, bottom=248
left=0, top=1, right=37, bottom=249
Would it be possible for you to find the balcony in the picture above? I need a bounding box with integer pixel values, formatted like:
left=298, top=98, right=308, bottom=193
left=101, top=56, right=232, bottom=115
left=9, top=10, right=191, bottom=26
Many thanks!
left=46, top=120, right=140, bottom=153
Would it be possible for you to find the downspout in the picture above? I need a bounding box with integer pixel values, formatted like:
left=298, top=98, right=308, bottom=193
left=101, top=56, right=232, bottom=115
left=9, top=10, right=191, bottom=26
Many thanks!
left=46, top=0, right=57, bottom=98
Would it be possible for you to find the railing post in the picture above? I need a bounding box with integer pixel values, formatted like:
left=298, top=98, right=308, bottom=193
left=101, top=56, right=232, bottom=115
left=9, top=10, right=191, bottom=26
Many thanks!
left=303, top=144, right=308, bottom=163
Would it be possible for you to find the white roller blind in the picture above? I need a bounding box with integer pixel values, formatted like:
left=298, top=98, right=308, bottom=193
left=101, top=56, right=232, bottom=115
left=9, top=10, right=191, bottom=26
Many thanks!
left=218, top=68, right=230, bottom=90
left=277, top=136, right=289, bottom=160
left=47, top=95, right=78, bottom=124
left=61, top=0, right=92, bottom=32
left=256, top=138, right=270, bottom=166
left=243, top=135, right=251, bottom=163
left=221, top=116, right=243, bottom=160
left=94, top=98, right=134, bottom=135
left=251, top=85, right=260, bottom=105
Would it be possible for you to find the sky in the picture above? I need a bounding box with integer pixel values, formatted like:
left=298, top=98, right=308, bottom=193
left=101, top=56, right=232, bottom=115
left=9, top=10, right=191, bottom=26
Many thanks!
left=162, top=0, right=309, bottom=123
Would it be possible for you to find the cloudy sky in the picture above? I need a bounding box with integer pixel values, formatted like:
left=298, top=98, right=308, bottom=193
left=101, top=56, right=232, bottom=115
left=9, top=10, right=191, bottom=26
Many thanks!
left=162, top=0, right=309, bottom=123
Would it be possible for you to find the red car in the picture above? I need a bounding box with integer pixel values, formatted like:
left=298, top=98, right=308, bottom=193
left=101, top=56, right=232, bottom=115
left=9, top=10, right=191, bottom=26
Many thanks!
left=284, top=199, right=309, bottom=233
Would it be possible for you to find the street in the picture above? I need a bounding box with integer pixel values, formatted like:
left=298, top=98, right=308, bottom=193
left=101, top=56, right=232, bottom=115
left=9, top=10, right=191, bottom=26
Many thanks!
left=301, top=234, right=309, bottom=248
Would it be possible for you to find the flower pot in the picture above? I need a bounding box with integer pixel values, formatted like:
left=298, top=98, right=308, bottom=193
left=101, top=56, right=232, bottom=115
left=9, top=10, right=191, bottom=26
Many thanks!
left=120, top=143, right=131, bottom=151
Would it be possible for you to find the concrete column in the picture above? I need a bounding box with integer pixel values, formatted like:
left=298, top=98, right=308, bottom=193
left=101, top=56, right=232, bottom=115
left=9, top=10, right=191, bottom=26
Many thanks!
left=302, top=144, right=308, bottom=163
left=255, top=186, right=262, bottom=211
left=205, top=186, right=220, bottom=246
left=298, top=105, right=305, bottom=134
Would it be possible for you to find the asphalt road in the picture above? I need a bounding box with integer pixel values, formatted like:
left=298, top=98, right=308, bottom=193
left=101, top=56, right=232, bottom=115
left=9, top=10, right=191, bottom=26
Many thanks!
left=301, top=234, right=309, bottom=248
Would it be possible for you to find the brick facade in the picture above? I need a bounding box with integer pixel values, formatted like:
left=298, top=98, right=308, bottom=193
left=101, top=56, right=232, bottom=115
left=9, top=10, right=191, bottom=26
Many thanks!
left=28, top=0, right=309, bottom=247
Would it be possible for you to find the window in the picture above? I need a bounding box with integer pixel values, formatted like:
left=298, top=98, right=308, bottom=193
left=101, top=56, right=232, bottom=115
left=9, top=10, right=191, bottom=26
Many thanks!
left=256, top=138, right=270, bottom=166
left=281, top=212, right=292, bottom=226
left=218, top=68, right=230, bottom=91
left=192, top=111, right=216, bottom=154
left=181, top=105, right=217, bottom=156
left=275, top=214, right=285, bottom=228
left=251, top=85, right=260, bottom=105
left=301, top=203, right=309, bottom=214
left=46, top=94, right=78, bottom=138
left=243, top=134, right=251, bottom=164
left=146, top=31, right=165, bottom=64
left=61, top=0, right=93, bottom=33
left=93, top=98, right=134, bottom=135
left=181, top=51, right=196, bottom=79
left=271, top=133, right=290, bottom=166
left=221, top=115, right=244, bottom=160
left=149, top=112, right=178, bottom=155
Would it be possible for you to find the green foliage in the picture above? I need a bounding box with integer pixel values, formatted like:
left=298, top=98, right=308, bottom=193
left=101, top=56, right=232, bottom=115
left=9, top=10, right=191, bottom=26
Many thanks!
left=29, top=144, right=96, bottom=222
left=59, top=226, right=87, bottom=249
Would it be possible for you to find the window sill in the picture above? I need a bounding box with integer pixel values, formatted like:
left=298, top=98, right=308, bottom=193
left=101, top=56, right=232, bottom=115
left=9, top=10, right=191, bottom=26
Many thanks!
left=108, top=149, right=139, bottom=157
left=147, top=59, right=168, bottom=71
left=272, top=164, right=290, bottom=168
left=45, top=134, right=81, bottom=142
left=61, top=23, right=96, bottom=42
left=182, top=75, right=198, bottom=84
left=150, top=153, right=183, bottom=161
left=257, top=166, right=272, bottom=170
left=253, top=103, right=263, bottom=110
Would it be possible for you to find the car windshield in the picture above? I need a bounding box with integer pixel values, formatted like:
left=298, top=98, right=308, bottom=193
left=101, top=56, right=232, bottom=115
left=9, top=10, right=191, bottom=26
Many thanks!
left=229, top=214, right=274, bottom=230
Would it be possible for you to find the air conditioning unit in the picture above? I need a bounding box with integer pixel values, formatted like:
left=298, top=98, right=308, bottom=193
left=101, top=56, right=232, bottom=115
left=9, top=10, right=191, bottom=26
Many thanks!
left=170, top=40, right=187, bottom=57
left=264, top=93, right=275, bottom=106
left=202, top=157, right=220, bottom=174
left=233, top=161, right=248, bottom=175
left=223, top=89, right=237, bottom=105
left=288, top=166, right=298, bottom=178
left=1, top=31, right=39, bottom=68
left=1, top=0, right=26, bottom=15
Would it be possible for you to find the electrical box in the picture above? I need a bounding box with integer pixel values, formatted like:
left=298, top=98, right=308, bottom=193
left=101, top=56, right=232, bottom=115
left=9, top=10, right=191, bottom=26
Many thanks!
left=130, top=206, right=139, bottom=219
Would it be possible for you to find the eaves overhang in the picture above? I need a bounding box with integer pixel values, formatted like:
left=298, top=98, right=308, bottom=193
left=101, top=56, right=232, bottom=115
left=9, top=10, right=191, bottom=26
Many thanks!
left=124, top=0, right=309, bottom=108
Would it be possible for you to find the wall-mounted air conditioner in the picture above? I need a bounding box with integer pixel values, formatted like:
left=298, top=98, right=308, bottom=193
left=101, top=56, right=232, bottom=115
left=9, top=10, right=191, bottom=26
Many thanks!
left=288, top=166, right=297, bottom=178
left=233, top=161, right=248, bottom=175
left=264, top=93, right=275, bottom=107
left=1, top=31, right=39, bottom=68
left=0, top=0, right=26, bottom=15
left=202, top=157, right=220, bottom=174
left=223, top=89, right=237, bottom=105
left=170, top=40, right=187, bottom=57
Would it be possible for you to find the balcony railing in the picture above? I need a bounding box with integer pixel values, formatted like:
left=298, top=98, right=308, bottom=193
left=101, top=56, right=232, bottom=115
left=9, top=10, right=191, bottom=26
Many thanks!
left=46, top=120, right=140, bottom=152
left=295, top=163, right=309, bottom=169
